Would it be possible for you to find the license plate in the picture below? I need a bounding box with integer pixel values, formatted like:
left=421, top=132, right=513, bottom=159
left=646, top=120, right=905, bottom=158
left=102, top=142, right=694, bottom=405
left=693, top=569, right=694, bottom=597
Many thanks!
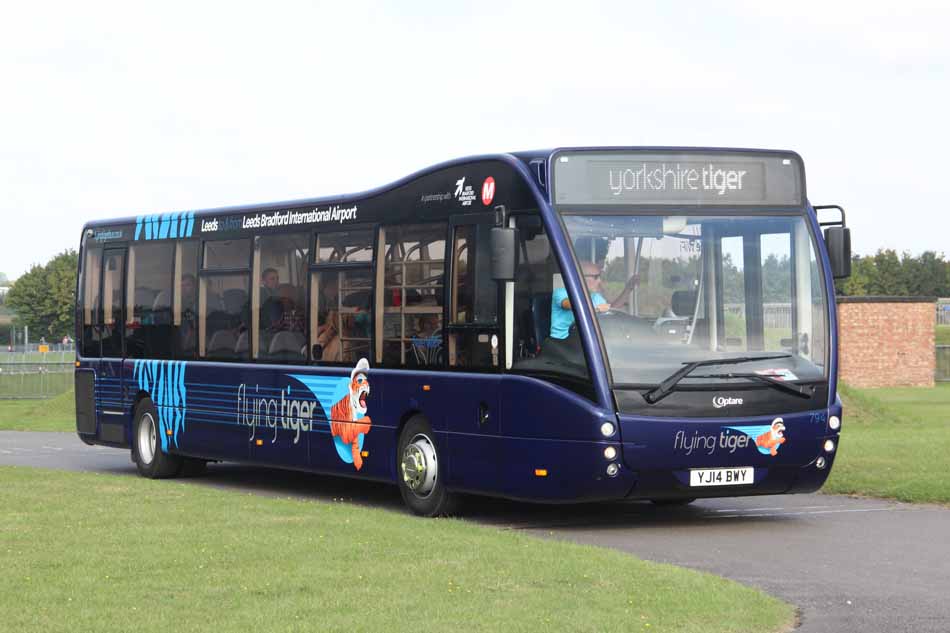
left=689, top=467, right=754, bottom=487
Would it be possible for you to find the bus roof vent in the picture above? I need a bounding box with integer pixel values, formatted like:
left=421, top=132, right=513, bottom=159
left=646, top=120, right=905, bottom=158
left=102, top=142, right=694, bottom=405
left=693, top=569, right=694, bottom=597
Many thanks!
left=529, top=159, right=546, bottom=190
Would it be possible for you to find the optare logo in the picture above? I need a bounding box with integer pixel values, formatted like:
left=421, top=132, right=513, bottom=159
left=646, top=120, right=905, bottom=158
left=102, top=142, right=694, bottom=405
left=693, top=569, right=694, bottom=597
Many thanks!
left=481, top=176, right=496, bottom=206
left=712, top=396, right=743, bottom=409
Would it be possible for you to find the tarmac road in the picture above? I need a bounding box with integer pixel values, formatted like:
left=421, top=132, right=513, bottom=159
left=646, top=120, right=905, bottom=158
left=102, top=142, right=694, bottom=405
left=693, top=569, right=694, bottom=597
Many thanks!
left=3, top=430, right=949, bottom=633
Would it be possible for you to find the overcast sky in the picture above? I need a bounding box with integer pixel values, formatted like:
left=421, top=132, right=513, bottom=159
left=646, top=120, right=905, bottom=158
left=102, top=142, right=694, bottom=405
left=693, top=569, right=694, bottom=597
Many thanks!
left=1, top=1, right=948, bottom=279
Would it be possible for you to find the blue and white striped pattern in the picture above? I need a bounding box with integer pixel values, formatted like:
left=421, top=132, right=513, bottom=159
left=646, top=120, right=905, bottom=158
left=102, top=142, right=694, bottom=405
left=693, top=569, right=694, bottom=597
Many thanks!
left=134, top=212, right=196, bottom=241
left=133, top=360, right=188, bottom=452
left=287, top=373, right=349, bottom=422
left=724, top=425, right=774, bottom=455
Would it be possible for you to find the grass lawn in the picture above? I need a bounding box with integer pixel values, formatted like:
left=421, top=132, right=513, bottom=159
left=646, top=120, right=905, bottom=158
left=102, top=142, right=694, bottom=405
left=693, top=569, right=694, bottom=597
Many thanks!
left=937, top=324, right=950, bottom=345
left=0, top=466, right=794, bottom=633
left=824, top=383, right=950, bottom=505
left=0, top=388, right=75, bottom=431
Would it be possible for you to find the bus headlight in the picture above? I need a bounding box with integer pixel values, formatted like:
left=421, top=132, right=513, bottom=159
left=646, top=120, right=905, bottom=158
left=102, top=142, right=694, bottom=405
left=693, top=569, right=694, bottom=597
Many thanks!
left=604, top=446, right=617, bottom=460
left=606, top=463, right=620, bottom=477
left=600, top=422, right=616, bottom=437
left=816, top=456, right=827, bottom=469
left=829, top=416, right=841, bottom=431
left=823, top=439, right=836, bottom=453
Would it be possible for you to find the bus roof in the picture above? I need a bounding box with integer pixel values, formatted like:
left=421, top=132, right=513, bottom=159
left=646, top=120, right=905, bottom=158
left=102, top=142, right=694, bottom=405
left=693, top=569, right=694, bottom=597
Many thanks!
left=80, top=146, right=802, bottom=231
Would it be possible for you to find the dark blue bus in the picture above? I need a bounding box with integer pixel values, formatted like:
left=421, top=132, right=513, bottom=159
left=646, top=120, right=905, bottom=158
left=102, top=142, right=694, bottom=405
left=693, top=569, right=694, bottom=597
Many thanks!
left=75, top=148, right=851, bottom=515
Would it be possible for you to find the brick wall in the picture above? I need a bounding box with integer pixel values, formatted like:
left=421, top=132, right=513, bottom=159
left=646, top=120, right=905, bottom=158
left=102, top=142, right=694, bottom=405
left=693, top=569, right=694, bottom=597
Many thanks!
left=837, top=297, right=935, bottom=388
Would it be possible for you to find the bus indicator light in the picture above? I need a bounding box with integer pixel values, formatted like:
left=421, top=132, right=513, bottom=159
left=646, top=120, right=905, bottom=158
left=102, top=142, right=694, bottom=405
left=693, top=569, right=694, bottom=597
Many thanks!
left=255, top=439, right=263, bottom=446
left=422, top=385, right=431, bottom=391
left=481, top=177, right=496, bottom=206
left=535, top=469, right=548, bottom=477
left=361, top=451, right=369, bottom=458
left=166, top=429, right=172, bottom=436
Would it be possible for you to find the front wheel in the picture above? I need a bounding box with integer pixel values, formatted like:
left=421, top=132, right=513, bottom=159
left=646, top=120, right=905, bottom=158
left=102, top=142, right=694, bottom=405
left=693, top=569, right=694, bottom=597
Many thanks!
left=133, top=398, right=182, bottom=479
left=397, top=416, right=457, bottom=517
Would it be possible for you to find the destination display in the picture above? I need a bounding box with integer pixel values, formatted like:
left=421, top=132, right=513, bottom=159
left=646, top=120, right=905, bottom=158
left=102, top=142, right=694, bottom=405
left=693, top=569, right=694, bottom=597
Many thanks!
left=553, top=151, right=803, bottom=207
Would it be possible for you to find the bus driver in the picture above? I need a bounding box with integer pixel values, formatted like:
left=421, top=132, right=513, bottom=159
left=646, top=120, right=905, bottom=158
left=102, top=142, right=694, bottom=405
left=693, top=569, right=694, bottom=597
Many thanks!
left=550, top=261, right=638, bottom=339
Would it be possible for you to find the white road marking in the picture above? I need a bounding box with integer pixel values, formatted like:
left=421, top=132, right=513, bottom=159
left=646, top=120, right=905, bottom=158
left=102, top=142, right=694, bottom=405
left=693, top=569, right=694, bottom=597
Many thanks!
left=714, top=506, right=785, bottom=513
left=712, top=507, right=899, bottom=519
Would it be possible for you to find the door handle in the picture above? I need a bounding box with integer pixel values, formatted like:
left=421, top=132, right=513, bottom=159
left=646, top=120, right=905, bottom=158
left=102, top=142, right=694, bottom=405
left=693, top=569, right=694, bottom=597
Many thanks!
left=478, top=402, right=490, bottom=427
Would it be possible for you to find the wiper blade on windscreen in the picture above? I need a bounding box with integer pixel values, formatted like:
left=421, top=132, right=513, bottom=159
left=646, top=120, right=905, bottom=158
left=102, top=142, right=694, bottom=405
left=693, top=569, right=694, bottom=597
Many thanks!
left=642, top=354, right=792, bottom=404
left=689, top=372, right=814, bottom=399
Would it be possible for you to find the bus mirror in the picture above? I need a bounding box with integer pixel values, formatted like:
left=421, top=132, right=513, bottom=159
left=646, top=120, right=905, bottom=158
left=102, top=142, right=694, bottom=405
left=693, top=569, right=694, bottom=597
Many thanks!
left=490, top=227, right=519, bottom=281
left=824, top=226, right=851, bottom=279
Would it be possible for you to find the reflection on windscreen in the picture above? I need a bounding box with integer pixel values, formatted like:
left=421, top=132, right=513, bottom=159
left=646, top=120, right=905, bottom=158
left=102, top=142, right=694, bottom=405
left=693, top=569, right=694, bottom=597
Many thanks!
left=563, top=214, right=828, bottom=385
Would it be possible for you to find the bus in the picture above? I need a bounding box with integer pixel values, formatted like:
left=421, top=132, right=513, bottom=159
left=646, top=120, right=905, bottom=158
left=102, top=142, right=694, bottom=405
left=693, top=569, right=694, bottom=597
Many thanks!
left=75, top=147, right=851, bottom=516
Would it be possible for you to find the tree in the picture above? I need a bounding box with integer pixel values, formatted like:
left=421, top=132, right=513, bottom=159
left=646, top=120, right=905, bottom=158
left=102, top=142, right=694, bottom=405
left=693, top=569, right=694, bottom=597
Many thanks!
left=838, top=250, right=950, bottom=297
left=5, top=250, right=78, bottom=340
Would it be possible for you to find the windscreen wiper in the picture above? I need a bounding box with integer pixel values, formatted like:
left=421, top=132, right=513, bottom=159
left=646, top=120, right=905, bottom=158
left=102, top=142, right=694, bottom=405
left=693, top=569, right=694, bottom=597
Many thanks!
left=642, top=354, right=793, bottom=404
left=688, top=372, right=814, bottom=399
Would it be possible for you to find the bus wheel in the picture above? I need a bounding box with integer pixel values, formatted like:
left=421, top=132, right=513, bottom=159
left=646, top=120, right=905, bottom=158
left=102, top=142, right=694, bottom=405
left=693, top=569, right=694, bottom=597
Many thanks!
left=133, top=399, right=181, bottom=479
left=397, top=417, right=457, bottom=517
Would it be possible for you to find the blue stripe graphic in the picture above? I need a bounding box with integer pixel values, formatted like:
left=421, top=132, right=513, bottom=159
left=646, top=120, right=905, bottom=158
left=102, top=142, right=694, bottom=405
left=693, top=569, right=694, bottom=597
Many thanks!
left=133, top=211, right=196, bottom=241
left=133, top=360, right=188, bottom=451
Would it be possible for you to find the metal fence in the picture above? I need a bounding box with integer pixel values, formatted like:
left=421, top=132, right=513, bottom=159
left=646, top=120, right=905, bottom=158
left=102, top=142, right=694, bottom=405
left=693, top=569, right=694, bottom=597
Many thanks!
left=938, top=304, right=950, bottom=326
left=937, top=346, right=950, bottom=383
left=0, top=361, right=74, bottom=399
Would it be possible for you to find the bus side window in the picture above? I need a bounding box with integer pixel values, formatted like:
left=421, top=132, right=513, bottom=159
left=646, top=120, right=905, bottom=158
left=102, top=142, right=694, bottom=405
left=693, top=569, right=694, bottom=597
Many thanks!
left=447, top=222, right=498, bottom=369
left=256, top=233, right=309, bottom=363
left=101, top=251, right=125, bottom=358
left=510, top=213, right=593, bottom=395
left=199, top=239, right=251, bottom=361
left=80, top=246, right=103, bottom=358
left=310, top=229, right=374, bottom=365
left=174, top=241, right=199, bottom=360
left=126, top=242, right=175, bottom=360
left=381, top=224, right=446, bottom=367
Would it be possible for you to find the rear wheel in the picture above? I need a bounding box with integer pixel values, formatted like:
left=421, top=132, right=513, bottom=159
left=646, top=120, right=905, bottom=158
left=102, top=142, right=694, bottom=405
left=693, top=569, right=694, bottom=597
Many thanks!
left=133, top=399, right=181, bottom=479
left=397, top=416, right=457, bottom=517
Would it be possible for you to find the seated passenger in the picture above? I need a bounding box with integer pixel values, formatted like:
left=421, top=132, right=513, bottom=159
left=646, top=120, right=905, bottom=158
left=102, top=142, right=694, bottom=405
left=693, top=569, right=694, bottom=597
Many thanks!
left=550, top=261, right=638, bottom=339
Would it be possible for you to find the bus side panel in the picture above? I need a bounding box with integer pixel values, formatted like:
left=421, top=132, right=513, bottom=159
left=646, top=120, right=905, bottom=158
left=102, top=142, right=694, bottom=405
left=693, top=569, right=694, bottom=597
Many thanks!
left=372, top=369, right=502, bottom=493
left=96, top=358, right=128, bottom=446
left=129, top=360, right=398, bottom=481
left=438, top=373, right=633, bottom=502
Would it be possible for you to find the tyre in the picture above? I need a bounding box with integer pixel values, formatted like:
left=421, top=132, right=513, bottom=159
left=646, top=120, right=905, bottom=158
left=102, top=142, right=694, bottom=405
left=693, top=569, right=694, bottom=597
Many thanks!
left=133, top=398, right=182, bottom=479
left=397, top=416, right=457, bottom=517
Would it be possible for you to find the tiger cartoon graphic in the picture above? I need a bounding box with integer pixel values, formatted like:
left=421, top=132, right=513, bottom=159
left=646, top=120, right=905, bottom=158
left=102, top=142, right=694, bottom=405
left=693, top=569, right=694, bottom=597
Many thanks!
left=755, top=418, right=786, bottom=457
left=329, top=358, right=372, bottom=470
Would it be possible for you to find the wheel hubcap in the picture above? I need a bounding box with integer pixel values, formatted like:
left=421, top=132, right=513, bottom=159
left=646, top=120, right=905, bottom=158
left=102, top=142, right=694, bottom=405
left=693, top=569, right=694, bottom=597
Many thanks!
left=401, top=434, right=437, bottom=497
left=138, top=412, right=157, bottom=465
